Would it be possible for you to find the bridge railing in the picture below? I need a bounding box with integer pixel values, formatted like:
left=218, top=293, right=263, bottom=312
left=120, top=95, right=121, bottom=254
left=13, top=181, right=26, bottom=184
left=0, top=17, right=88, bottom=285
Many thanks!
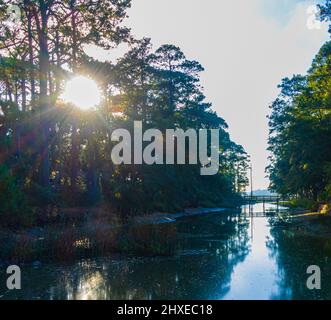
left=242, top=195, right=292, bottom=202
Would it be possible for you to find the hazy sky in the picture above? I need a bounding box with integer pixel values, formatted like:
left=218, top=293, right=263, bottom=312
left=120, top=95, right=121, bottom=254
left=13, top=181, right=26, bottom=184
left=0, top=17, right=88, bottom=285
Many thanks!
left=87, top=0, right=329, bottom=190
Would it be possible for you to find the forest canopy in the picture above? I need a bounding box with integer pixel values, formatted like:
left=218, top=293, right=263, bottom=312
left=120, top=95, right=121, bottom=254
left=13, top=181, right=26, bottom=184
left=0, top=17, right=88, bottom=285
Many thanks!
left=267, top=0, right=331, bottom=202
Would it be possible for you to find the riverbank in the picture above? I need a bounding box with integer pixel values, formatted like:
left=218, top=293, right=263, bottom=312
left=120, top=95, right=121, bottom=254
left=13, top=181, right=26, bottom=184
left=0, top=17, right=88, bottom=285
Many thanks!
left=274, top=208, right=331, bottom=239
left=293, top=212, right=331, bottom=237
left=269, top=198, right=331, bottom=237
left=0, top=206, right=230, bottom=265
left=133, top=207, right=227, bottom=225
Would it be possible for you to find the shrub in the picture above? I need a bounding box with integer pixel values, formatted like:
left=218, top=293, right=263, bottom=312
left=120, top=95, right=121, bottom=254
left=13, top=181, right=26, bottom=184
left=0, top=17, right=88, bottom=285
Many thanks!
left=0, top=165, right=33, bottom=227
left=286, top=197, right=318, bottom=211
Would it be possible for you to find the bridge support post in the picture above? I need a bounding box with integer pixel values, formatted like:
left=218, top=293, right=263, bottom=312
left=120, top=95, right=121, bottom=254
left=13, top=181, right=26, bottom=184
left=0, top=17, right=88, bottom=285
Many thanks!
left=263, top=199, right=265, bottom=213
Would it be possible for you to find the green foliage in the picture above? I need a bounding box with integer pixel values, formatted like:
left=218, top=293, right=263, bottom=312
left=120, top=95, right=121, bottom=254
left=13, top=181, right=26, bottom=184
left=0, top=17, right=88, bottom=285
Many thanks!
left=0, top=165, right=32, bottom=227
left=319, top=0, right=331, bottom=34
left=283, top=198, right=318, bottom=211
left=268, top=40, right=331, bottom=202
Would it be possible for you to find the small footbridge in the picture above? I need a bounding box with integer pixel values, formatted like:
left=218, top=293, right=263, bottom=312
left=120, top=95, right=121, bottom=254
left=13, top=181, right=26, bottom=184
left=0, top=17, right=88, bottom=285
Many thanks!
left=241, top=195, right=291, bottom=217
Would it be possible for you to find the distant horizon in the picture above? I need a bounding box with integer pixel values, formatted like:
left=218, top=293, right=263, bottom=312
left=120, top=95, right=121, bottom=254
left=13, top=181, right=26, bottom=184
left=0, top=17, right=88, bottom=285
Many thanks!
left=246, top=188, right=278, bottom=195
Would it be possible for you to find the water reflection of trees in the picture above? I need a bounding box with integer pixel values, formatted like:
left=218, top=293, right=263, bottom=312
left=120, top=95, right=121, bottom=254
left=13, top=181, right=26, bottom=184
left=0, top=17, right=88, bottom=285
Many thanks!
left=267, top=224, right=331, bottom=300
left=40, top=214, right=249, bottom=300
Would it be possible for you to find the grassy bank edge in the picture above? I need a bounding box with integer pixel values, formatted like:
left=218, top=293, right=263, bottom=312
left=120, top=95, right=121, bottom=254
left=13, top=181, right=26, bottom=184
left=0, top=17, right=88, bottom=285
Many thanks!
left=0, top=206, right=234, bottom=266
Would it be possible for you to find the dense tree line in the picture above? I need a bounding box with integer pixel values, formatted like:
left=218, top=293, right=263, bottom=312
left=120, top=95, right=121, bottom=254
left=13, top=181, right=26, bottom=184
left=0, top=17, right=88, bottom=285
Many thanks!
left=0, top=1, right=248, bottom=226
left=267, top=1, right=331, bottom=202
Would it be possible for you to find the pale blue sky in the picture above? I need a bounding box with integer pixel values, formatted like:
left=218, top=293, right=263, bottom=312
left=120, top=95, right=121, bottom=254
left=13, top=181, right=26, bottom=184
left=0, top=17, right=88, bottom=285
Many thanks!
left=261, top=0, right=309, bottom=21
left=86, top=0, right=329, bottom=189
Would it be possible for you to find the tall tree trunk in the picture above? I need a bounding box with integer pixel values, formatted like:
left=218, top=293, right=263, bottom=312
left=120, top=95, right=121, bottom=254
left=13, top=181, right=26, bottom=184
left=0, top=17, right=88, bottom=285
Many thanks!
left=14, top=91, right=21, bottom=159
left=22, top=78, right=27, bottom=112
left=55, top=31, right=61, bottom=96
left=26, top=5, right=36, bottom=105
left=87, top=124, right=100, bottom=204
left=71, top=0, right=78, bottom=71
left=37, top=1, right=51, bottom=188
left=70, top=0, right=79, bottom=196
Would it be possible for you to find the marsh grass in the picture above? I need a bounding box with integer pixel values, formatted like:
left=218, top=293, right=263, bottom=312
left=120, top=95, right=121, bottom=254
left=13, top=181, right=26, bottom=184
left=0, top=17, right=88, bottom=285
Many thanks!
left=0, top=208, right=178, bottom=264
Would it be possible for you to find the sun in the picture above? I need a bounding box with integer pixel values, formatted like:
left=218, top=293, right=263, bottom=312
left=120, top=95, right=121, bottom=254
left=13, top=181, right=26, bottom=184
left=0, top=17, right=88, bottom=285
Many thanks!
left=60, top=76, right=101, bottom=110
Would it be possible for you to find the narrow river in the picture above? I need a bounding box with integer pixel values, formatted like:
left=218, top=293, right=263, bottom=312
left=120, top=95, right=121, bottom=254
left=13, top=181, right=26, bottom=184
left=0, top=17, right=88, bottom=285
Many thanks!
left=1, top=202, right=331, bottom=300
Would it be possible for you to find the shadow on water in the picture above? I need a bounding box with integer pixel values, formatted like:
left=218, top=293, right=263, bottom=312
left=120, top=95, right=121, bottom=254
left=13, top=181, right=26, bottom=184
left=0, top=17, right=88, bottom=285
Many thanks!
left=1, top=203, right=331, bottom=300
left=268, top=224, right=331, bottom=300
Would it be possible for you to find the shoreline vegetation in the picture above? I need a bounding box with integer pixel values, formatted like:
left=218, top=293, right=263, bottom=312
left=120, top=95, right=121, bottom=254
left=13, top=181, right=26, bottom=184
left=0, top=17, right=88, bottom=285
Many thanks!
left=280, top=199, right=331, bottom=219
left=273, top=211, right=331, bottom=240
left=267, top=40, right=331, bottom=222
left=267, top=2, right=331, bottom=233
left=0, top=204, right=236, bottom=265
left=272, top=201, right=331, bottom=241
left=2, top=199, right=330, bottom=267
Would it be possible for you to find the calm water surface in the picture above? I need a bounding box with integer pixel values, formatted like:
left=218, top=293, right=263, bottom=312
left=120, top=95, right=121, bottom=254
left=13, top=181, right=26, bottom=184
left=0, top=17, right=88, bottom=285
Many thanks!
left=1, top=203, right=331, bottom=300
